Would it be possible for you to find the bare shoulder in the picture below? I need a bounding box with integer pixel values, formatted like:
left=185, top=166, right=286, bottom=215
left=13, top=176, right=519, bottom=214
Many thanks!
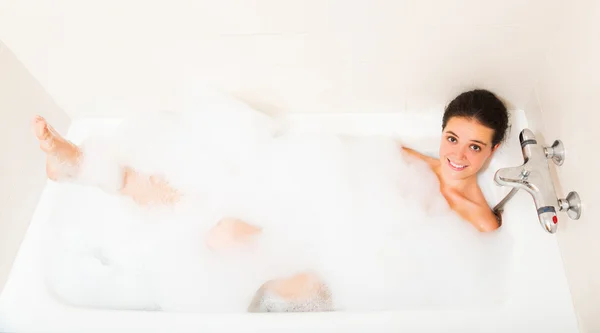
left=401, top=146, right=439, bottom=168
left=469, top=184, right=502, bottom=229
left=449, top=183, right=500, bottom=231
left=466, top=183, right=491, bottom=207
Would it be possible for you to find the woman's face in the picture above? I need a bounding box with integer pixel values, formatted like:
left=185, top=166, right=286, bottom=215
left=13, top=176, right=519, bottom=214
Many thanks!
left=439, top=117, right=499, bottom=181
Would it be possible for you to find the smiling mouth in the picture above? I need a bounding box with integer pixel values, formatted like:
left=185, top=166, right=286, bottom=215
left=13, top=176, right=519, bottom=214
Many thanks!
left=447, top=158, right=468, bottom=171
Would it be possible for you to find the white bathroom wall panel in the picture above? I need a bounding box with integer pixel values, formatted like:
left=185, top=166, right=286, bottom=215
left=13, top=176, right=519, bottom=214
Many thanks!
left=0, top=0, right=566, bottom=118
left=530, top=1, right=600, bottom=331
left=0, top=41, right=70, bottom=294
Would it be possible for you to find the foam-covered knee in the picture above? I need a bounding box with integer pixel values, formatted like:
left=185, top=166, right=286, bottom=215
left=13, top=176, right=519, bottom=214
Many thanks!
left=205, top=217, right=262, bottom=250
left=247, top=274, right=333, bottom=313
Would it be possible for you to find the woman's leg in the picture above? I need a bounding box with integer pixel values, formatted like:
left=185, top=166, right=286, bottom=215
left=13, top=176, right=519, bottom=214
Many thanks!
left=33, top=115, right=180, bottom=205
left=204, top=218, right=331, bottom=312
left=35, top=116, right=329, bottom=312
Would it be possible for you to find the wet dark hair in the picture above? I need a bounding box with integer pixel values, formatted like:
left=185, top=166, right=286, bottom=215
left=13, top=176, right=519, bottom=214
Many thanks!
left=442, top=89, right=509, bottom=147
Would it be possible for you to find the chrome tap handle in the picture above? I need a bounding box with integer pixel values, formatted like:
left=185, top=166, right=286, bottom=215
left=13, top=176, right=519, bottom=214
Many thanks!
left=558, top=191, right=582, bottom=220
left=544, top=140, right=565, bottom=166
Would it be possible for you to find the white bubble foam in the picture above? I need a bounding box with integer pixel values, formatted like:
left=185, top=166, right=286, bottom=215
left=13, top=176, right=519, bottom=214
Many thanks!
left=42, top=93, right=513, bottom=312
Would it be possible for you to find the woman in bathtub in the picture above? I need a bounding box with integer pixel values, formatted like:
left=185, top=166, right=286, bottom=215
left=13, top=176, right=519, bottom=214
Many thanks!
left=32, top=88, right=509, bottom=312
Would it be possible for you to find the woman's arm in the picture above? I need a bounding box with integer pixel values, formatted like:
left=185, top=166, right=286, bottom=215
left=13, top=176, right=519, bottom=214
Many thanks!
left=401, top=146, right=438, bottom=167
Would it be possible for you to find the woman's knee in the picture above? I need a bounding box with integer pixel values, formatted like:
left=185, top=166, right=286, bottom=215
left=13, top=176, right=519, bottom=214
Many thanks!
left=247, top=273, right=333, bottom=312
left=205, top=217, right=262, bottom=250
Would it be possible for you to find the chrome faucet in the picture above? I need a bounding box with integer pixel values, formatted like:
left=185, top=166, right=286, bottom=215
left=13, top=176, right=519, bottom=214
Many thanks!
left=493, top=128, right=581, bottom=234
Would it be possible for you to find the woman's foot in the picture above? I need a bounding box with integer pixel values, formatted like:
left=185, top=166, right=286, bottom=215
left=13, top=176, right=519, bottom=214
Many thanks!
left=32, top=115, right=81, bottom=180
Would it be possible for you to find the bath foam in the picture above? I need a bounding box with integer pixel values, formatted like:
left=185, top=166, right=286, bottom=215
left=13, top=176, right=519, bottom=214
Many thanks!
left=41, top=94, right=513, bottom=312
left=232, top=134, right=512, bottom=311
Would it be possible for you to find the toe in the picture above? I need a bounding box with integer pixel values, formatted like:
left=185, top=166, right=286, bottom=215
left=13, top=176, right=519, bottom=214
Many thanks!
left=33, top=116, right=55, bottom=152
left=33, top=116, right=50, bottom=141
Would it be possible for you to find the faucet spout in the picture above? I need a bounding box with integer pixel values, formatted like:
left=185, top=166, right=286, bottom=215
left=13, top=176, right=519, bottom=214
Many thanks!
left=494, top=165, right=530, bottom=189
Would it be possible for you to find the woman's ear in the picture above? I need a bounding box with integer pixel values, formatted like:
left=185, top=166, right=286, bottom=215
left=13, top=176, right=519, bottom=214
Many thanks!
left=491, top=143, right=501, bottom=153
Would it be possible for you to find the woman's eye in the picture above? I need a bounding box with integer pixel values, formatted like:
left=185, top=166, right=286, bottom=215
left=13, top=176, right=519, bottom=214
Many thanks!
left=447, top=136, right=457, bottom=143
left=470, top=144, right=481, bottom=152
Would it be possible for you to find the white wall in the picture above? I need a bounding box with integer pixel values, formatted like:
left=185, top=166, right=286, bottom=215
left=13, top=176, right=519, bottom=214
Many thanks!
left=0, top=41, right=70, bottom=293
left=525, top=1, right=600, bottom=332
left=0, top=0, right=565, bottom=118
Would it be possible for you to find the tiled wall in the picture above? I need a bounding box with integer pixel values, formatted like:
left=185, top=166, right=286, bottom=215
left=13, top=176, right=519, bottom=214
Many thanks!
left=0, top=42, right=70, bottom=293
left=0, top=0, right=566, bottom=118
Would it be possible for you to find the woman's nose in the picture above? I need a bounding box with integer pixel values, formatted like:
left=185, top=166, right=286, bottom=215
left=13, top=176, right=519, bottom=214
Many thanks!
left=456, top=145, right=468, bottom=159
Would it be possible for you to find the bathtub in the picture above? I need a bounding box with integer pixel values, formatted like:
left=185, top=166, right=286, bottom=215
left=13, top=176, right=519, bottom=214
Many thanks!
left=0, top=110, right=578, bottom=333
